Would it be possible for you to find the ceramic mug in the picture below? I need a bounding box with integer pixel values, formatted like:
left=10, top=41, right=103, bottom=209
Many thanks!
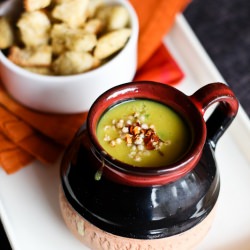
left=60, top=81, right=238, bottom=249
left=86, top=81, right=239, bottom=186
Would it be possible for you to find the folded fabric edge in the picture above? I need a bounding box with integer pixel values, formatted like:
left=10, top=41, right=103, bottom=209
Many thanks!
left=133, top=43, right=184, bottom=85
left=0, top=132, right=34, bottom=174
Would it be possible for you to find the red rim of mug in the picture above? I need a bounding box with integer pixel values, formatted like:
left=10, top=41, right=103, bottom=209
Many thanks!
left=87, top=81, right=206, bottom=186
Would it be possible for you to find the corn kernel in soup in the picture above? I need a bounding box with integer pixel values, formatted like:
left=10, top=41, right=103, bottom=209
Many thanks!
left=96, top=99, right=191, bottom=167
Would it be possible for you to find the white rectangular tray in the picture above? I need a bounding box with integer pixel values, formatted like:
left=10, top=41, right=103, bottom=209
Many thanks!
left=1, top=14, right=250, bottom=250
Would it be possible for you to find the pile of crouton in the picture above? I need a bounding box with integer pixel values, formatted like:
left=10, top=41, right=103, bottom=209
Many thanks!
left=0, top=0, right=131, bottom=75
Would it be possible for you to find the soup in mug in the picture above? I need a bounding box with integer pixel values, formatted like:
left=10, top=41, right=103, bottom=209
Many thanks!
left=97, top=99, right=191, bottom=167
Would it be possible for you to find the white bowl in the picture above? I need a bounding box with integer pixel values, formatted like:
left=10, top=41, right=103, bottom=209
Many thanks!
left=0, top=0, right=139, bottom=114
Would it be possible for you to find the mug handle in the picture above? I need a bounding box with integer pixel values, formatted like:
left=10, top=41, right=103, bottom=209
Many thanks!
left=190, top=82, right=239, bottom=149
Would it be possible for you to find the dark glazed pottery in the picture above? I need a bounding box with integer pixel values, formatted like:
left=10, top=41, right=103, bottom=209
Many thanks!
left=60, top=81, right=238, bottom=245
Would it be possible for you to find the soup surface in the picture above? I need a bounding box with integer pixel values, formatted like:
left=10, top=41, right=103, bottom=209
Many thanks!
left=96, top=99, right=191, bottom=167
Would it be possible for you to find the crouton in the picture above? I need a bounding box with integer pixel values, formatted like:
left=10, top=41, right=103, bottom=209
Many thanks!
left=86, top=0, right=104, bottom=18
left=65, top=31, right=97, bottom=52
left=24, top=0, right=51, bottom=12
left=17, top=11, right=51, bottom=47
left=51, top=23, right=97, bottom=53
left=52, top=51, right=95, bottom=75
left=8, top=45, right=52, bottom=67
left=50, top=23, right=71, bottom=54
left=94, top=4, right=113, bottom=27
left=0, top=16, right=14, bottom=49
left=94, top=28, right=131, bottom=59
left=107, top=5, right=130, bottom=31
left=83, top=18, right=104, bottom=35
left=51, top=0, right=89, bottom=28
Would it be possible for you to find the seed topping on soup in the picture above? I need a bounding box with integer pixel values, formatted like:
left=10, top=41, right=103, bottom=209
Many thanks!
left=97, top=99, right=191, bottom=167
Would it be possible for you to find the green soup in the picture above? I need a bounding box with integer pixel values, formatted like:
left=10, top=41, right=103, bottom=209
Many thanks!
left=96, top=99, right=191, bottom=167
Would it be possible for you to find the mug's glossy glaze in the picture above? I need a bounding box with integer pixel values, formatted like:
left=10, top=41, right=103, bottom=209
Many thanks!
left=60, top=81, right=238, bottom=248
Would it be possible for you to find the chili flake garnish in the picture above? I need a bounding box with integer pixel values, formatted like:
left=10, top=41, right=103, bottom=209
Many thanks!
left=102, top=111, right=171, bottom=162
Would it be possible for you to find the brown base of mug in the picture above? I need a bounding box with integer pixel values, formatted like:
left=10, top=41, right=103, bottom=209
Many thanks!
left=59, top=185, right=217, bottom=250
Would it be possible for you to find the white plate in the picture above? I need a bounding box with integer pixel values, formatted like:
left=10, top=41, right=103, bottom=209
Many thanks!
left=0, top=15, right=250, bottom=250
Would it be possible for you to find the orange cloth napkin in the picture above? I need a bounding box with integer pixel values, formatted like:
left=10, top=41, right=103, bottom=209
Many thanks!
left=0, top=0, right=189, bottom=174
left=134, top=43, right=184, bottom=85
left=129, top=0, right=190, bottom=70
